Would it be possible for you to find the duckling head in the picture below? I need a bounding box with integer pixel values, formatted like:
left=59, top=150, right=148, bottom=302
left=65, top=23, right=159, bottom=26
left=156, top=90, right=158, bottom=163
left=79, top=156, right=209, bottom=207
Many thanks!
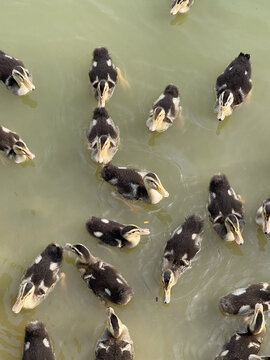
left=13, top=140, right=35, bottom=161
left=12, top=282, right=35, bottom=313
left=143, top=173, right=169, bottom=204
left=162, top=269, right=176, bottom=304
left=225, top=214, right=244, bottom=245
left=148, top=107, right=166, bottom=132
left=262, top=202, right=270, bottom=234
left=248, top=303, right=266, bottom=337
left=91, top=136, right=112, bottom=164
left=97, top=80, right=110, bottom=107
left=120, top=225, right=150, bottom=247
left=107, top=307, right=123, bottom=338
left=64, top=243, right=92, bottom=264
left=171, top=0, right=190, bottom=15
left=217, top=90, right=234, bottom=121
left=12, top=66, right=35, bottom=95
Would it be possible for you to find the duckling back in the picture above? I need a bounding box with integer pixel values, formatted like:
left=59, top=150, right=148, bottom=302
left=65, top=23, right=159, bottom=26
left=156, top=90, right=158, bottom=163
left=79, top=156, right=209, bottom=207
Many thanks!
left=0, top=50, right=24, bottom=83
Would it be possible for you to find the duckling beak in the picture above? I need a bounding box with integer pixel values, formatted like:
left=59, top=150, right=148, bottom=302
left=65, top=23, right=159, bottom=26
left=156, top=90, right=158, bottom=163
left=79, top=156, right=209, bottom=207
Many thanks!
left=163, top=287, right=172, bottom=304
left=249, top=303, right=265, bottom=335
left=24, top=77, right=35, bottom=91
left=138, top=228, right=150, bottom=236
left=157, top=183, right=169, bottom=198
left=24, top=148, right=35, bottom=160
left=170, top=3, right=181, bottom=15
left=149, top=109, right=166, bottom=132
left=12, top=296, right=26, bottom=314
left=263, top=219, right=270, bottom=234
left=96, top=148, right=108, bottom=164
left=217, top=105, right=228, bottom=121
left=234, top=229, right=244, bottom=245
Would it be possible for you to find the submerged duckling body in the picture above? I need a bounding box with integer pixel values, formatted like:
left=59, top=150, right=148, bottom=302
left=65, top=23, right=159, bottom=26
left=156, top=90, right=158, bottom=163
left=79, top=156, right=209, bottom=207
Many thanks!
left=89, top=47, right=118, bottom=107
left=146, top=84, right=180, bottom=132
left=22, top=321, right=55, bottom=360
left=0, top=50, right=35, bottom=95
left=161, top=215, right=203, bottom=304
left=215, top=53, right=252, bottom=121
left=0, top=126, right=35, bottom=163
left=87, top=107, right=120, bottom=164
left=12, top=243, right=63, bottom=313
left=101, top=163, right=169, bottom=204
left=86, top=216, right=150, bottom=248
left=215, top=304, right=266, bottom=360
left=220, top=283, right=270, bottom=315
left=65, top=243, right=133, bottom=305
left=95, top=307, right=134, bottom=360
left=208, top=174, right=244, bottom=245
left=256, top=198, right=270, bottom=234
left=171, top=0, right=194, bottom=15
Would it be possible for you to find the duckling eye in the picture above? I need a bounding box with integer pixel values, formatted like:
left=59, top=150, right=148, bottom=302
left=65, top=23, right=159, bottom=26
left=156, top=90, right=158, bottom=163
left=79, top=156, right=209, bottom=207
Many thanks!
left=37, top=288, right=45, bottom=296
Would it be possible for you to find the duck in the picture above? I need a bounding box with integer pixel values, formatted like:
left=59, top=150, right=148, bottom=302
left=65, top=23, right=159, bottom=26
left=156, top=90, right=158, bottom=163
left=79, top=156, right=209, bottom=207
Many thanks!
left=146, top=84, right=181, bottom=132
left=22, top=321, right=55, bottom=360
left=64, top=243, right=133, bottom=305
left=87, top=107, right=120, bottom=164
left=101, top=163, right=169, bottom=205
left=0, top=50, right=35, bottom=95
left=12, top=243, right=63, bottom=313
left=171, top=0, right=194, bottom=15
left=86, top=216, right=150, bottom=248
left=95, top=307, right=134, bottom=360
left=161, top=215, right=203, bottom=304
left=215, top=303, right=266, bottom=360
left=215, top=52, right=252, bottom=121
left=89, top=47, right=118, bottom=107
left=208, top=174, right=245, bottom=245
left=0, top=126, right=35, bottom=163
left=220, top=283, right=270, bottom=316
left=256, top=198, right=270, bottom=234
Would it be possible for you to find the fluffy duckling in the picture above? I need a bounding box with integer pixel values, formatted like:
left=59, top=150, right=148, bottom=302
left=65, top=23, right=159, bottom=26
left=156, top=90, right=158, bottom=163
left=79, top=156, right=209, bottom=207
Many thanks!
left=101, top=163, right=169, bottom=204
left=208, top=174, right=245, bottom=245
left=87, top=107, right=120, bottom=164
left=146, top=84, right=180, bottom=132
left=89, top=47, right=118, bottom=107
left=220, top=283, right=270, bottom=316
left=65, top=243, right=133, bottom=305
left=0, top=50, right=35, bottom=95
left=22, top=321, right=55, bottom=360
left=215, top=53, right=252, bottom=121
left=215, top=303, right=266, bottom=360
left=171, top=0, right=194, bottom=15
left=0, top=126, right=35, bottom=163
left=95, top=307, right=134, bottom=360
left=12, top=243, right=63, bottom=313
left=161, top=215, right=203, bottom=304
left=256, top=198, right=270, bottom=234
left=86, top=216, right=150, bottom=248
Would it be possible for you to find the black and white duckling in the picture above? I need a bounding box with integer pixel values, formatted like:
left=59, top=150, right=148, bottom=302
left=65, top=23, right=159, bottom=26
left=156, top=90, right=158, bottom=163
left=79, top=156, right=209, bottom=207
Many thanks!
left=22, top=321, right=55, bottom=360
left=220, top=283, right=270, bottom=316
left=146, top=84, right=180, bottom=132
left=208, top=174, right=245, bottom=245
left=161, top=215, right=203, bottom=304
left=12, top=243, right=63, bottom=314
left=0, top=50, right=35, bottom=95
left=89, top=47, right=118, bottom=107
left=171, top=0, right=194, bottom=15
left=95, top=307, right=134, bottom=360
left=86, top=216, right=150, bottom=248
left=0, top=126, right=35, bottom=163
left=101, top=163, right=169, bottom=205
left=215, top=53, right=252, bottom=121
left=64, top=243, right=133, bottom=305
left=87, top=107, right=120, bottom=164
left=256, top=198, right=270, bottom=234
left=215, top=303, right=266, bottom=360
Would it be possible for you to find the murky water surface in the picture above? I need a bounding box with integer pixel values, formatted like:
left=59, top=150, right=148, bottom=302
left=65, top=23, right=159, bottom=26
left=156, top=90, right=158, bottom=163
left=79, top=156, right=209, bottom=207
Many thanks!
left=1, top=0, right=270, bottom=359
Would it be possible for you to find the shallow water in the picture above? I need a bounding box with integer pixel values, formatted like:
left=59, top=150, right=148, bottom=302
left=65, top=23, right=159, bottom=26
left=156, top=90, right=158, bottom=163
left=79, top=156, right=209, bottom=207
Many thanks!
left=1, top=0, right=270, bottom=359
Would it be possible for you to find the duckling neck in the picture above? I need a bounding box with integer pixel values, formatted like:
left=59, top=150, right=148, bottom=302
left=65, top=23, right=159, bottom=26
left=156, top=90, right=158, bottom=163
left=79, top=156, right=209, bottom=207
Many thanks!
left=147, top=188, right=163, bottom=204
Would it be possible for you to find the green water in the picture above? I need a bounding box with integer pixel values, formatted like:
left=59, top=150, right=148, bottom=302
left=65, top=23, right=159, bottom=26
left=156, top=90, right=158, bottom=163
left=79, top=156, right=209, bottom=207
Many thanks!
left=1, top=0, right=270, bottom=359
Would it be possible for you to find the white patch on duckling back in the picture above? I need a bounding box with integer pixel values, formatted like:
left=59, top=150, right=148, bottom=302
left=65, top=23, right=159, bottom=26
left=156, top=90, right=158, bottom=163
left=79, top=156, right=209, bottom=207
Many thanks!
left=235, top=334, right=241, bottom=341
left=118, top=166, right=127, bottom=169
left=245, top=70, right=248, bottom=75
left=239, top=304, right=251, bottom=314
left=107, top=59, right=112, bottom=66
left=5, top=54, right=13, bottom=59
left=49, top=262, right=58, bottom=271
left=25, top=342, right=30, bottom=351
left=211, top=192, right=216, bottom=199
left=109, top=178, right=118, bottom=185
left=232, top=288, right=246, bottom=296
left=105, top=288, right=111, bottom=296
left=248, top=342, right=260, bottom=348
left=228, top=189, right=232, bottom=196
left=101, top=218, right=109, bottom=223
left=94, top=231, right=103, bottom=238
left=229, top=67, right=233, bottom=71
left=43, top=338, right=50, bottom=348
left=92, top=119, right=97, bottom=126
left=92, top=61, right=97, bottom=67
left=176, top=227, right=182, bottom=235
left=221, top=350, right=229, bottom=356
left=1, top=126, right=11, bottom=133
left=84, top=274, right=96, bottom=280
left=121, top=343, right=132, bottom=352
left=116, top=277, right=124, bottom=284
left=35, top=255, right=42, bottom=264
left=192, top=233, right=197, bottom=240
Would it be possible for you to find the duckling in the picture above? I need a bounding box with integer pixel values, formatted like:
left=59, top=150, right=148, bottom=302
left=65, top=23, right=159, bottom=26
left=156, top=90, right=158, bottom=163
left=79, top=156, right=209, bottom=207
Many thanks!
left=208, top=174, right=245, bottom=245
left=0, top=126, right=35, bottom=163
left=220, top=283, right=270, bottom=316
left=95, top=307, right=134, bottom=360
left=256, top=198, right=270, bottom=234
left=22, top=321, right=55, bottom=360
left=215, top=303, right=266, bottom=360
left=0, top=50, right=35, bottom=95
left=171, top=0, right=194, bottom=15
left=161, top=215, right=203, bottom=304
left=64, top=243, right=133, bottom=305
left=86, top=216, right=150, bottom=248
left=12, top=243, right=63, bottom=313
left=215, top=53, right=252, bottom=121
left=87, top=107, right=120, bottom=164
left=89, top=47, right=118, bottom=107
left=101, top=163, right=169, bottom=205
left=146, top=84, right=180, bottom=132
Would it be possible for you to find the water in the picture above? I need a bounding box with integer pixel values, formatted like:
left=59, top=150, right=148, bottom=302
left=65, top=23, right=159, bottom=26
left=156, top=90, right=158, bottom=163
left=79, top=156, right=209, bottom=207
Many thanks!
left=1, top=0, right=270, bottom=359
